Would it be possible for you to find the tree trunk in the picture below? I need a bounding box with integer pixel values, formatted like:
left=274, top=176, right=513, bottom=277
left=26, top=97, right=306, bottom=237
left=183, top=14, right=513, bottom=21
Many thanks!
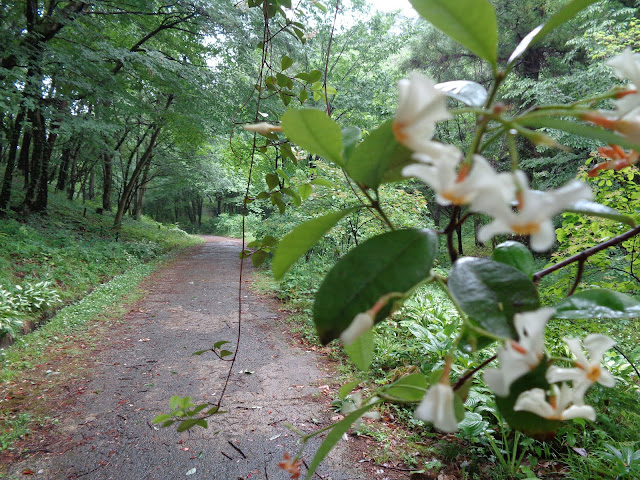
left=0, top=112, right=24, bottom=213
left=23, top=109, right=44, bottom=210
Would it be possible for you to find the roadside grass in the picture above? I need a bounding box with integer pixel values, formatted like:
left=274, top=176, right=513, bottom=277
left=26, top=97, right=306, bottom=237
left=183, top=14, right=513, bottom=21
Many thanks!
left=252, top=245, right=640, bottom=479
left=0, top=187, right=203, bottom=454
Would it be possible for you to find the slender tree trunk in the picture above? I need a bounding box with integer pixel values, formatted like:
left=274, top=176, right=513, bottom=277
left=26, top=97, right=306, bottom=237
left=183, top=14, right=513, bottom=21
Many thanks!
left=88, top=167, right=95, bottom=200
left=0, top=112, right=24, bottom=212
left=113, top=94, right=174, bottom=228
left=18, top=127, right=32, bottom=187
left=102, top=152, right=113, bottom=211
left=24, top=109, right=44, bottom=210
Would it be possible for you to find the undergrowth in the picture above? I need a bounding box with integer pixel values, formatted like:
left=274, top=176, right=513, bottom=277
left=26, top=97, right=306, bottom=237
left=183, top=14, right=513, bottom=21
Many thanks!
left=253, top=241, right=640, bottom=479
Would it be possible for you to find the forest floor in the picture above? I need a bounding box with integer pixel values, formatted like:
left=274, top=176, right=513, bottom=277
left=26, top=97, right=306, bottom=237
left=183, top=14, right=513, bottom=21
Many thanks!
left=0, top=236, right=406, bottom=480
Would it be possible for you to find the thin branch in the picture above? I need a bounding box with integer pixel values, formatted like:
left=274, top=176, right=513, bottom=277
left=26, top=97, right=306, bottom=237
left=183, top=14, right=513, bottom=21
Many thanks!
left=323, top=0, right=340, bottom=116
left=533, top=224, right=640, bottom=284
left=567, top=259, right=586, bottom=296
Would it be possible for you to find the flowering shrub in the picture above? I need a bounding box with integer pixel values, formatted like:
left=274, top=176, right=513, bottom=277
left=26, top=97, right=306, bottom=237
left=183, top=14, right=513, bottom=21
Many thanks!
left=259, top=0, right=640, bottom=476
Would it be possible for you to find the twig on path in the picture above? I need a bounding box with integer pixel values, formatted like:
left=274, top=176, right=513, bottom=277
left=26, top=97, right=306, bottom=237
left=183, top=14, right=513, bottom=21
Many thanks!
left=221, top=451, right=233, bottom=460
left=228, top=440, right=247, bottom=459
left=302, top=459, right=325, bottom=479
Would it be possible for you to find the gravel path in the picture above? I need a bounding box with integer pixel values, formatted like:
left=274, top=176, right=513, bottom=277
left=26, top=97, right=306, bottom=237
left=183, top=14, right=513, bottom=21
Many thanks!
left=3, top=236, right=364, bottom=480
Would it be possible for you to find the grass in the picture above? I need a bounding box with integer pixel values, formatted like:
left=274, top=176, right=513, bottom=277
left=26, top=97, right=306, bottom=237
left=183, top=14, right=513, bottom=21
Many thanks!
left=0, top=185, right=203, bottom=454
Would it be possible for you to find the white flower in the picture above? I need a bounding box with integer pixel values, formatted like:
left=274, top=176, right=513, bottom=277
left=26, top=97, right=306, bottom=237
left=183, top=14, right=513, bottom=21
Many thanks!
left=477, top=171, right=592, bottom=251
left=483, top=308, right=554, bottom=397
left=393, top=72, right=451, bottom=154
left=403, top=154, right=514, bottom=209
left=546, top=334, right=616, bottom=404
left=414, top=383, right=459, bottom=432
left=341, top=392, right=381, bottom=431
left=242, top=122, right=283, bottom=136
left=340, top=312, right=374, bottom=346
left=514, top=384, right=596, bottom=421
left=606, top=48, right=640, bottom=117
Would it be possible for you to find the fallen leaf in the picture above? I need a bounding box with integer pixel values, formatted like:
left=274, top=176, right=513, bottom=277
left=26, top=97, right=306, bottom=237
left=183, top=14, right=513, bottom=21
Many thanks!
left=186, top=467, right=197, bottom=475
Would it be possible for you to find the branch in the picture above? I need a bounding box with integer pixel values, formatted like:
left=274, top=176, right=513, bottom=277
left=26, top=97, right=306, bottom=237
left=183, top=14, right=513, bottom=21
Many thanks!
left=533, top=223, right=640, bottom=284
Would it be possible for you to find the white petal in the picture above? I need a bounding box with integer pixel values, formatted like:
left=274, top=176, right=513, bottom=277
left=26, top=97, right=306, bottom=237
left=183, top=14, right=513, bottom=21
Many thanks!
left=514, top=307, right=553, bottom=355
left=546, top=366, right=584, bottom=384
left=514, top=388, right=555, bottom=418
left=340, top=312, right=374, bottom=346
left=477, top=219, right=512, bottom=244
left=529, top=220, right=556, bottom=252
left=563, top=337, right=590, bottom=367
left=562, top=405, right=596, bottom=422
left=583, top=334, right=616, bottom=363
left=597, top=369, right=616, bottom=388
left=482, top=368, right=510, bottom=397
left=415, top=384, right=459, bottom=432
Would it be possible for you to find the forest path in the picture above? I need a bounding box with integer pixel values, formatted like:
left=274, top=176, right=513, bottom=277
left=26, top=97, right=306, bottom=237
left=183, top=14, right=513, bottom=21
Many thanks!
left=3, top=236, right=367, bottom=480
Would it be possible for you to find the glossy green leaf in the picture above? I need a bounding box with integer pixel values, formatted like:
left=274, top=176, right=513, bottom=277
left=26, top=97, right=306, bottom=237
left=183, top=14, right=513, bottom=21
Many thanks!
left=281, top=55, right=293, bottom=70
left=346, top=120, right=412, bottom=188
left=449, top=257, right=540, bottom=339
left=495, top=359, right=561, bottom=437
left=554, top=289, right=640, bottom=319
left=305, top=403, right=379, bottom=479
left=344, top=329, right=374, bottom=371
left=272, top=207, right=360, bottom=280
left=382, top=373, right=427, bottom=403
left=409, top=0, right=497, bottom=66
left=299, top=89, right=308, bottom=104
left=493, top=241, right=535, bottom=279
left=281, top=109, right=344, bottom=167
left=518, top=117, right=640, bottom=151
left=314, top=229, right=438, bottom=344
left=566, top=200, right=636, bottom=227
left=435, top=80, right=488, bottom=107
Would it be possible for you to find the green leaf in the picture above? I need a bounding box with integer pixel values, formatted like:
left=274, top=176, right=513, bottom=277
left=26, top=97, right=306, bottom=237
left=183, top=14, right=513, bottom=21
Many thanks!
left=281, top=55, right=293, bottom=70
left=382, top=373, right=427, bottom=403
left=409, top=0, right=497, bottom=67
left=295, top=69, right=322, bottom=83
left=344, top=329, right=374, bottom=371
left=554, top=289, right=640, bottom=319
left=346, top=120, right=413, bottom=188
left=493, top=241, right=535, bottom=279
left=272, top=208, right=361, bottom=280
left=276, top=72, right=290, bottom=88
left=342, top=126, right=362, bottom=162
left=509, top=0, right=599, bottom=67
left=265, top=173, right=279, bottom=191
left=339, top=380, right=361, bottom=399
left=213, top=340, right=230, bottom=349
left=305, top=403, right=379, bottom=479
left=449, top=257, right=540, bottom=339
left=518, top=117, right=640, bottom=151
left=152, top=414, right=172, bottom=424
left=298, top=183, right=313, bottom=201
left=176, top=418, right=208, bottom=432
left=310, top=178, right=335, bottom=188
left=192, top=350, right=209, bottom=356
left=299, top=89, right=308, bottom=104
left=252, top=250, right=269, bottom=267
left=314, top=229, right=438, bottom=344
left=435, top=80, right=488, bottom=107
left=566, top=200, right=636, bottom=227
left=281, top=187, right=301, bottom=206
left=281, top=109, right=344, bottom=167
left=219, top=349, right=233, bottom=358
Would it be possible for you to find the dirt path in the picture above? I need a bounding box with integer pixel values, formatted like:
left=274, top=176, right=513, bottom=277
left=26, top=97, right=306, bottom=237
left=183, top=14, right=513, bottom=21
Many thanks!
left=3, top=236, right=368, bottom=480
